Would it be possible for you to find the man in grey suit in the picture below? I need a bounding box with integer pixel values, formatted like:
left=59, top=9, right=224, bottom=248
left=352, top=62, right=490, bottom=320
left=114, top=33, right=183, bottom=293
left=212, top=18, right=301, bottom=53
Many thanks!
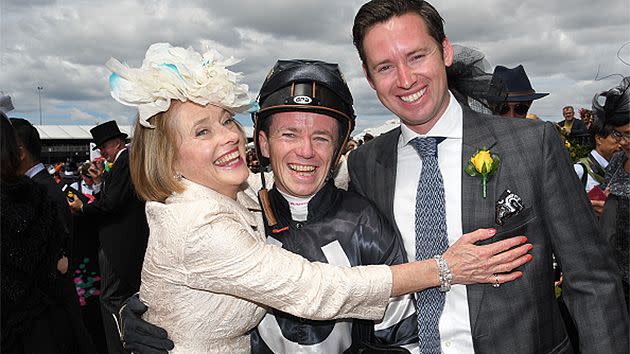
left=347, top=0, right=629, bottom=353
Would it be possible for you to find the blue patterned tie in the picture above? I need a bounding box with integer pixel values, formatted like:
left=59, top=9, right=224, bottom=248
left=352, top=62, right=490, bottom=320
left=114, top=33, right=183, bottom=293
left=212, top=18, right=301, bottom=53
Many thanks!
left=409, top=137, right=448, bottom=354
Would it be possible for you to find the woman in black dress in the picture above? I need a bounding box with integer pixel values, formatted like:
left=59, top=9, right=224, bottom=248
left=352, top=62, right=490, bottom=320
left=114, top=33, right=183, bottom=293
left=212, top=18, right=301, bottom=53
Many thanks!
left=595, top=77, right=630, bottom=312
left=1, top=113, right=73, bottom=352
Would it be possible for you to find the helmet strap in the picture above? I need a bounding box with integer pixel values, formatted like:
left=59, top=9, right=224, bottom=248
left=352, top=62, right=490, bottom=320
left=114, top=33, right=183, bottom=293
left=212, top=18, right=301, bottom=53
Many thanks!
left=258, top=172, right=278, bottom=227
left=328, top=119, right=352, bottom=180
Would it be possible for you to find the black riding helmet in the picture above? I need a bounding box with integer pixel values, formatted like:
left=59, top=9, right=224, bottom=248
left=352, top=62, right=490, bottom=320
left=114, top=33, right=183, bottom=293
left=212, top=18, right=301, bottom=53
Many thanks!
left=251, top=59, right=356, bottom=226
left=252, top=59, right=356, bottom=171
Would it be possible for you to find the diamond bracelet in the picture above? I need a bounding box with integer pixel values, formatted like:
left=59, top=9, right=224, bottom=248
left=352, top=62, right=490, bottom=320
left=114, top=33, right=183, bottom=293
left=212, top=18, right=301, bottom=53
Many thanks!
left=434, top=255, right=452, bottom=292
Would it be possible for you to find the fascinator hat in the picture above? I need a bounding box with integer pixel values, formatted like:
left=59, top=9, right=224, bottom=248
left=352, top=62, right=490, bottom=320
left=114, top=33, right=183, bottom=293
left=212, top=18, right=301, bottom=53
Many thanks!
left=106, top=42, right=256, bottom=128
left=592, top=76, right=630, bottom=127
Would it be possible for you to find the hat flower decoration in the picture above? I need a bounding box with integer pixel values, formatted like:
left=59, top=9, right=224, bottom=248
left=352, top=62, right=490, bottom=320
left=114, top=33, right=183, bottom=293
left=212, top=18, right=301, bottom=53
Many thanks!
left=106, top=42, right=256, bottom=128
left=464, top=148, right=500, bottom=198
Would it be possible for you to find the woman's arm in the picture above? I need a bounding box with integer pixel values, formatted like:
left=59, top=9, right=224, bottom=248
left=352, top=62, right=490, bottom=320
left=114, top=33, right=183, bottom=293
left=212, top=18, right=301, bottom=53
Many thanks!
left=184, top=216, right=530, bottom=320
left=184, top=213, right=392, bottom=321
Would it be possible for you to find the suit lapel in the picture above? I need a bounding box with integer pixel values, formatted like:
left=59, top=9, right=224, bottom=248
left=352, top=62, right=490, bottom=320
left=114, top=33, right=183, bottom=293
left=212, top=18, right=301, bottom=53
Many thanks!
left=374, top=128, right=401, bottom=227
left=461, top=110, right=499, bottom=229
left=461, top=109, right=498, bottom=333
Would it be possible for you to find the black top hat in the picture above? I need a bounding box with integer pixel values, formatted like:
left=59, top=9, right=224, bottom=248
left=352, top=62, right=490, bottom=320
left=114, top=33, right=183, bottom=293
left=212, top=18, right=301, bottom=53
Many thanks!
left=485, top=65, right=549, bottom=102
left=90, top=120, right=127, bottom=150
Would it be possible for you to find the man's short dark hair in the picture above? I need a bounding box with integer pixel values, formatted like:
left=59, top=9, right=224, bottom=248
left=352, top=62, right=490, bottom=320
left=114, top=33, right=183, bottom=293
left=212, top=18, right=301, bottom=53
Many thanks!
left=587, top=115, right=614, bottom=148
left=352, top=0, right=446, bottom=66
left=1, top=113, right=20, bottom=183
left=9, top=117, right=42, bottom=161
left=563, top=105, right=574, bottom=111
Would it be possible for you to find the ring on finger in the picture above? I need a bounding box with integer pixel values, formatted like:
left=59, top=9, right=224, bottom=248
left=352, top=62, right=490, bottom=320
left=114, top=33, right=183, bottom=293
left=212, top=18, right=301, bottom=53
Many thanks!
left=492, top=273, right=500, bottom=288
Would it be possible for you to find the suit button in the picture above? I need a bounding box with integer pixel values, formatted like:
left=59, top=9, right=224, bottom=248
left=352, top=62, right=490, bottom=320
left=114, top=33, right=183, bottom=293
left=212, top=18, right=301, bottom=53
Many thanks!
left=295, top=223, right=302, bottom=229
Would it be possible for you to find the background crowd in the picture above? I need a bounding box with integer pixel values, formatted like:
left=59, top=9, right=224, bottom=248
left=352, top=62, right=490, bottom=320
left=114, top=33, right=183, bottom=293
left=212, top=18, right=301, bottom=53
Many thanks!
left=1, top=2, right=629, bottom=352
left=2, top=75, right=628, bottom=354
left=2, top=74, right=629, bottom=354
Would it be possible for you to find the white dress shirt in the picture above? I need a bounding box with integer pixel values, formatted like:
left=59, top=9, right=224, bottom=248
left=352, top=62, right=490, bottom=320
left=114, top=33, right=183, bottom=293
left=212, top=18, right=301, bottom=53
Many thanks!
left=393, top=91, right=474, bottom=354
left=114, top=147, right=126, bottom=163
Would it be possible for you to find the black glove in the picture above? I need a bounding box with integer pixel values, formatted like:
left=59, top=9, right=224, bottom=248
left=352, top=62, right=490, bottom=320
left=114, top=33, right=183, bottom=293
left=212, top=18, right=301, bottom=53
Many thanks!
left=358, top=343, right=411, bottom=353
left=119, top=294, right=174, bottom=354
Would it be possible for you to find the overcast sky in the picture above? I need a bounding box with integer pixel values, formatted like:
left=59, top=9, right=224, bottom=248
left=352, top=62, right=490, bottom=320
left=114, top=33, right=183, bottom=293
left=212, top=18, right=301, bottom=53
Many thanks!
left=1, top=0, right=629, bottom=133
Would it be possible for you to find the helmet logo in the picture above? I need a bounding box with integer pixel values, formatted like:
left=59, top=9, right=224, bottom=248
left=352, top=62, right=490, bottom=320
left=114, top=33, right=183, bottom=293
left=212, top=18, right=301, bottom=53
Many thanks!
left=293, top=95, right=312, bottom=105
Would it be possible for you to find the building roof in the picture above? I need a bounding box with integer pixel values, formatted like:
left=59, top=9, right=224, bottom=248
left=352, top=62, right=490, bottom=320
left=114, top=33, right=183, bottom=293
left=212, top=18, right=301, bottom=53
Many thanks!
left=34, top=125, right=134, bottom=140
left=33, top=124, right=254, bottom=140
left=354, top=118, right=400, bottom=140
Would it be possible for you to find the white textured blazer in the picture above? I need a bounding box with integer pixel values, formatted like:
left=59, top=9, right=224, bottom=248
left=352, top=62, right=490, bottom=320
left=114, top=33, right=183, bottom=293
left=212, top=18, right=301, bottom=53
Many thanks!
left=139, top=178, right=392, bottom=353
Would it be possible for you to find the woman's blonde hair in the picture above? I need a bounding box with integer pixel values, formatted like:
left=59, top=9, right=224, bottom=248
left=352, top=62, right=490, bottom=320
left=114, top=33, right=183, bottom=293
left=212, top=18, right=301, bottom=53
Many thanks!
left=130, top=108, right=183, bottom=202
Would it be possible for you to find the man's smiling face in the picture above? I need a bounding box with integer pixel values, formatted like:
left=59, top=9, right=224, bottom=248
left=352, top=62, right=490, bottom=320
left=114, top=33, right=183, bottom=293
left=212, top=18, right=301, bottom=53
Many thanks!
left=362, top=13, right=453, bottom=134
left=259, top=111, right=339, bottom=198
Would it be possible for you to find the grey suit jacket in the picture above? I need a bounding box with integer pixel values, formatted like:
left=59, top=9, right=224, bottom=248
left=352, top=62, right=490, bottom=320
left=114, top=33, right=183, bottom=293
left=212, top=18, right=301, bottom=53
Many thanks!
left=347, top=107, right=629, bottom=354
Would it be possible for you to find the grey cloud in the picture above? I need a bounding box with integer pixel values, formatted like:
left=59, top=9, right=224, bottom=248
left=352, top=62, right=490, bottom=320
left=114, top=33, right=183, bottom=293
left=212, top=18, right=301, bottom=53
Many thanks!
left=2, top=0, right=629, bottom=126
left=203, top=0, right=357, bottom=44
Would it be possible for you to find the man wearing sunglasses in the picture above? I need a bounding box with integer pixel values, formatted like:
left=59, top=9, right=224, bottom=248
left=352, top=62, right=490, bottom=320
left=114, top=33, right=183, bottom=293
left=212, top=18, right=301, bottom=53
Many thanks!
left=486, top=65, right=549, bottom=118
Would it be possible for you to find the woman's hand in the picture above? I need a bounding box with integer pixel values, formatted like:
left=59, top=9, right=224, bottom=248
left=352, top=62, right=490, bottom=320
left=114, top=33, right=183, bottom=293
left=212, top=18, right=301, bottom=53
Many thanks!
left=591, top=200, right=605, bottom=217
left=57, top=256, right=69, bottom=274
left=443, top=228, right=532, bottom=286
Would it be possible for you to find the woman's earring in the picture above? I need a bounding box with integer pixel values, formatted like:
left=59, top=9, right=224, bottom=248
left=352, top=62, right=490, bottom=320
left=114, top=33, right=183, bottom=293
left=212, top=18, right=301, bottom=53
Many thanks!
left=175, top=171, right=182, bottom=181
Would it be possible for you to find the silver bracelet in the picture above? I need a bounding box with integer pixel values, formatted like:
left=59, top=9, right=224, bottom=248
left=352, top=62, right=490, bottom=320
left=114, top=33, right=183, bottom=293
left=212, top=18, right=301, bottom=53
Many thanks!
left=434, top=255, right=452, bottom=292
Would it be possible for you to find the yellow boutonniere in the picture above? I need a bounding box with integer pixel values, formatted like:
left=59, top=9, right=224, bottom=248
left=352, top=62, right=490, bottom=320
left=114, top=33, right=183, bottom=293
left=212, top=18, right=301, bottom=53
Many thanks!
left=464, top=148, right=500, bottom=198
